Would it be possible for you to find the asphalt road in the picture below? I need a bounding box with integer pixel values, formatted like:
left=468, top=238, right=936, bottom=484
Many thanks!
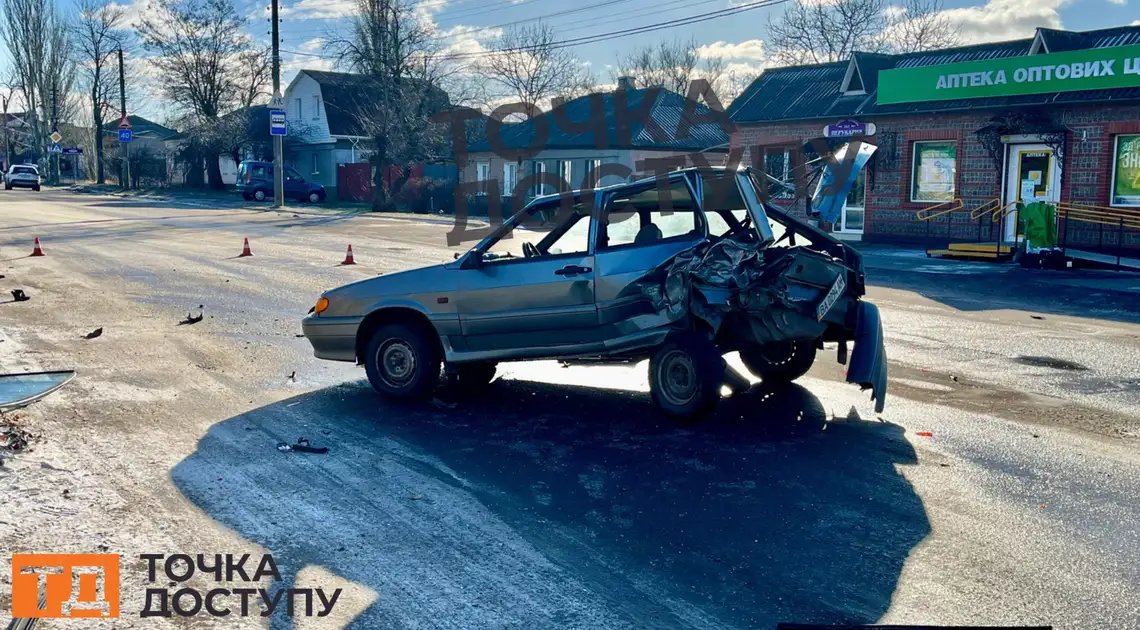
left=1, top=189, right=1138, bottom=629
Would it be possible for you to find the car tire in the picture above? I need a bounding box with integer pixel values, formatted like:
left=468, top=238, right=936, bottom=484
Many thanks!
left=253, top=189, right=267, bottom=202
left=364, top=323, right=441, bottom=400
left=33, top=186, right=40, bottom=191
left=739, top=340, right=817, bottom=384
left=308, top=192, right=320, bottom=203
left=649, top=333, right=724, bottom=421
left=242, top=192, right=253, bottom=201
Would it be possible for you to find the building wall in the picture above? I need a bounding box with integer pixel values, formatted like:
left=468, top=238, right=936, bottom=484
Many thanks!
left=732, top=104, right=1140, bottom=252
left=283, top=73, right=333, bottom=145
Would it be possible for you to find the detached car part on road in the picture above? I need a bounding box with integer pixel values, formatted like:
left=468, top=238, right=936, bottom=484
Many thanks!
left=303, top=147, right=887, bottom=419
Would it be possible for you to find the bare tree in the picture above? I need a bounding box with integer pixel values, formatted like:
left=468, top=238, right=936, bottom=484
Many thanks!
left=137, top=0, right=254, bottom=188
left=766, top=0, right=960, bottom=66
left=612, top=37, right=725, bottom=95
left=327, top=0, right=454, bottom=210
left=477, top=22, right=594, bottom=113
left=236, top=48, right=272, bottom=108
left=1, top=0, right=76, bottom=167
left=72, top=0, right=126, bottom=183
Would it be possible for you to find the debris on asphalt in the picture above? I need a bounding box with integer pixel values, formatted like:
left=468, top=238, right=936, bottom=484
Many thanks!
left=1031, top=315, right=1045, bottom=320
left=410, top=494, right=424, bottom=501
left=10, top=289, right=29, bottom=302
left=294, top=333, right=304, bottom=338
left=276, top=437, right=328, bottom=454
left=0, top=371, right=76, bottom=411
left=431, top=397, right=457, bottom=409
left=62, top=488, right=71, bottom=498
left=84, top=327, right=104, bottom=339
left=287, top=371, right=296, bottom=382
left=179, top=311, right=204, bottom=325
left=916, top=431, right=934, bottom=437
left=1, top=422, right=31, bottom=452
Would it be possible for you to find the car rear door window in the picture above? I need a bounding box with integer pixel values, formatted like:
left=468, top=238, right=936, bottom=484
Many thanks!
left=598, top=179, right=702, bottom=250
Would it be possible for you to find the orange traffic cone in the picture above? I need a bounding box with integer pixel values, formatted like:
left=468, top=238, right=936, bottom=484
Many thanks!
left=30, top=237, right=44, bottom=257
left=238, top=237, right=253, bottom=257
left=341, top=244, right=356, bottom=265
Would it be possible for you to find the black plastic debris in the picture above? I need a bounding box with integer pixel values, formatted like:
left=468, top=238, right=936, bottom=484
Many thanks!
left=84, top=328, right=103, bottom=339
left=11, top=289, right=29, bottom=302
left=276, top=437, right=328, bottom=454
left=179, top=311, right=204, bottom=325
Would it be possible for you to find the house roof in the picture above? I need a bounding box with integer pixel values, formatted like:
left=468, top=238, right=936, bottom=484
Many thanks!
left=728, top=24, right=1140, bottom=124
left=101, top=115, right=179, bottom=140
left=297, top=69, right=450, bottom=137
left=468, top=87, right=731, bottom=153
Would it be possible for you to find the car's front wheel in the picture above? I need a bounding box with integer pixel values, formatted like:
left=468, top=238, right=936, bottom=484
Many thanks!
left=363, top=323, right=441, bottom=400
left=308, top=191, right=321, bottom=203
left=739, top=340, right=817, bottom=384
left=649, top=333, right=724, bottom=421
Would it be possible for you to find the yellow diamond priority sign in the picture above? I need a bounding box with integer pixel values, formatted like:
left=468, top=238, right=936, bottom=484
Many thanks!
left=50, top=131, right=62, bottom=143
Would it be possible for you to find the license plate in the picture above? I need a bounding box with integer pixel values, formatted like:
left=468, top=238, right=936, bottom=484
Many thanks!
left=816, top=273, right=847, bottom=321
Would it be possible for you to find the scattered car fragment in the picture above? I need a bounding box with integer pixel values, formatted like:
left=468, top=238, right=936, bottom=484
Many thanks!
left=0, top=370, right=76, bottom=411
left=302, top=144, right=887, bottom=419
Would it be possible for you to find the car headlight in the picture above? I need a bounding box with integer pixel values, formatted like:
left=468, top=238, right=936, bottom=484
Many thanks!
left=314, top=297, right=329, bottom=314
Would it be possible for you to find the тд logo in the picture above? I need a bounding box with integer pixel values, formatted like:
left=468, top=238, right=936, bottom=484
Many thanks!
left=11, top=554, right=120, bottom=618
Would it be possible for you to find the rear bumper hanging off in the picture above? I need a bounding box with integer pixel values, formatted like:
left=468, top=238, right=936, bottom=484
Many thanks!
left=846, top=301, right=888, bottom=412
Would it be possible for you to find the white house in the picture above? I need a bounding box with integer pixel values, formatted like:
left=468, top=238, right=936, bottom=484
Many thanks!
left=282, top=70, right=374, bottom=199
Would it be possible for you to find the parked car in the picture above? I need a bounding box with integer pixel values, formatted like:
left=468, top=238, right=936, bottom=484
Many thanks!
left=5, top=164, right=40, bottom=191
left=302, top=150, right=887, bottom=419
left=237, top=160, right=326, bottom=203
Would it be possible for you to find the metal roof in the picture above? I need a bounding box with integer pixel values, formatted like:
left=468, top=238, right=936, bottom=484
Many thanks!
left=469, top=88, right=731, bottom=153
left=728, top=24, right=1140, bottom=124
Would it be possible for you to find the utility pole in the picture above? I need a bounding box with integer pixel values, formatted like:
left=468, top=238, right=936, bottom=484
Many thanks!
left=118, top=47, right=130, bottom=190
left=2, top=93, right=10, bottom=172
left=51, top=83, right=58, bottom=185
left=271, top=0, right=284, bottom=208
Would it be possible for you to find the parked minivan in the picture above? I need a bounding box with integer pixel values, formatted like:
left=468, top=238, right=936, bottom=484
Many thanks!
left=237, top=160, right=326, bottom=203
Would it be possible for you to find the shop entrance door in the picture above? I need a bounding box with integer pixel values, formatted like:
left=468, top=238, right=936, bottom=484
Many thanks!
left=1003, top=144, right=1060, bottom=241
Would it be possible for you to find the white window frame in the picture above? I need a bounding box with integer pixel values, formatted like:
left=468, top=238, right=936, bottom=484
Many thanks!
left=312, top=95, right=321, bottom=119
left=311, top=153, right=319, bottom=176
left=475, top=161, right=490, bottom=196
left=557, top=159, right=573, bottom=192
left=910, top=140, right=957, bottom=204
left=585, top=158, right=602, bottom=187
left=533, top=161, right=547, bottom=197
left=503, top=162, right=518, bottom=196
left=1110, top=133, right=1140, bottom=208
left=763, top=147, right=794, bottom=199
left=294, top=98, right=303, bottom=119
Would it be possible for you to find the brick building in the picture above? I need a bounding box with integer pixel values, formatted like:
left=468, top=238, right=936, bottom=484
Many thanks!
left=727, top=25, right=1140, bottom=254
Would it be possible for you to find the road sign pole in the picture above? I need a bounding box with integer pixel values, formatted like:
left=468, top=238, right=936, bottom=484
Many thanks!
left=271, top=0, right=284, bottom=208
left=118, top=47, right=129, bottom=190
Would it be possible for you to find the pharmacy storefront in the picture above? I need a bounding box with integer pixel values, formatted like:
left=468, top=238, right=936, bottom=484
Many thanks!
left=728, top=24, right=1140, bottom=252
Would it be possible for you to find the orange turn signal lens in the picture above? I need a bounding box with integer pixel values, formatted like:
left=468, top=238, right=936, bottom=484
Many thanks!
left=314, top=297, right=329, bottom=314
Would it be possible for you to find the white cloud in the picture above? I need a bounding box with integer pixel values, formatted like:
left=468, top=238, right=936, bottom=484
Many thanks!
left=299, top=37, right=325, bottom=52
left=1107, top=0, right=1126, bottom=5
left=696, top=39, right=766, bottom=61
left=280, top=0, right=356, bottom=20
left=1132, top=18, right=1140, bottom=23
left=938, top=0, right=1064, bottom=44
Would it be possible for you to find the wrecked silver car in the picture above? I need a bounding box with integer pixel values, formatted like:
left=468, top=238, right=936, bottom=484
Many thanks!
left=303, top=146, right=887, bottom=419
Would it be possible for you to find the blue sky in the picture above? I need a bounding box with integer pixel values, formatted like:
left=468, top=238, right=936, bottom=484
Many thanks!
left=17, top=0, right=1140, bottom=119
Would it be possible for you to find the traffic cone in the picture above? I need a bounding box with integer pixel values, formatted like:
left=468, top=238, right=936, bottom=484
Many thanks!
left=341, top=244, right=356, bottom=265
left=238, top=237, right=253, bottom=257
left=30, top=237, right=44, bottom=257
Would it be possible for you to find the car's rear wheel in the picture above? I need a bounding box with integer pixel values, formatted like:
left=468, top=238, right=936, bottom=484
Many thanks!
left=253, top=189, right=267, bottom=202
left=33, top=185, right=39, bottom=191
left=649, top=333, right=724, bottom=421
left=364, top=323, right=441, bottom=400
left=739, top=340, right=817, bottom=384
left=242, top=192, right=253, bottom=201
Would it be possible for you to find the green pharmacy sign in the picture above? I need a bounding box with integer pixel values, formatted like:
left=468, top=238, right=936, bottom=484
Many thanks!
left=878, top=44, right=1140, bottom=104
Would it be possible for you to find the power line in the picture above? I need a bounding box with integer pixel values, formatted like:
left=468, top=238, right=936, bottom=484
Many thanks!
left=282, top=0, right=786, bottom=61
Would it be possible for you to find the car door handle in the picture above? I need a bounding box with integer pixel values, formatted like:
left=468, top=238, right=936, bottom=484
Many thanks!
left=555, top=265, right=591, bottom=276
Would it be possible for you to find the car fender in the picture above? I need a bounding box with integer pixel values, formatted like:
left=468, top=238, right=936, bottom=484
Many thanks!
left=846, top=300, right=888, bottom=412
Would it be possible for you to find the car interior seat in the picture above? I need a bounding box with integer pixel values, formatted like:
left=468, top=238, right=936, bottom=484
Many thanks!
left=633, top=223, right=663, bottom=246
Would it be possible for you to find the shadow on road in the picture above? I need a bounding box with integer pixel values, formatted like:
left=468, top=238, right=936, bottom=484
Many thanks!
left=173, top=379, right=929, bottom=628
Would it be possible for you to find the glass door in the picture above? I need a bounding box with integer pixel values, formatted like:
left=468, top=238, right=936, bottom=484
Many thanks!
left=1003, top=144, right=1059, bottom=241
left=837, top=168, right=866, bottom=233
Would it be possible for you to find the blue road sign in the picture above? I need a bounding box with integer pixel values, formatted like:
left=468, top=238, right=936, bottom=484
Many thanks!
left=270, top=109, right=287, bottom=136
left=62, top=147, right=84, bottom=155
left=49, top=143, right=62, bottom=153
left=119, top=128, right=133, bottom=143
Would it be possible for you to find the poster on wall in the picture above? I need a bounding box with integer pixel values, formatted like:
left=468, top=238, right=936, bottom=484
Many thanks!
left=1113, top=134, right=1140, bottom=207
left=913, top=142, right=956, bottom=202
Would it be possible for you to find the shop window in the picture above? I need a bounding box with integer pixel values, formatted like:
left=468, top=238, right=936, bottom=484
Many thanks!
left=475, top=161, right=490, bottom=195
left=910, top=140, right=956, bottom=203
left=763, top=147, right=795, bottom=199
left=1111, top=134, right=1140, bottom=208
left=503, top=162, right=518, bottom=196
